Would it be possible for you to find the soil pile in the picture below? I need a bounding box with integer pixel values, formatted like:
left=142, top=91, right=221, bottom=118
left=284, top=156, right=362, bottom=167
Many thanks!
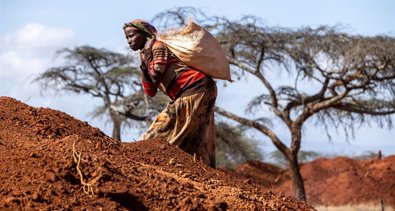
left=0, top=96, right=313, bottom=210
left=221, top=160, right=286, bottom=189
left=225, top=156, right=395, bottom=207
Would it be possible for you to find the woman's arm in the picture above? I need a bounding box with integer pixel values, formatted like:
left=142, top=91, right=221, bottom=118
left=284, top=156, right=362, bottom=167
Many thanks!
left=140, top=62, right=157, bottom=97
left=140, top=40, right=170, bottom=97
left=146, top=40, right=169, bottom=85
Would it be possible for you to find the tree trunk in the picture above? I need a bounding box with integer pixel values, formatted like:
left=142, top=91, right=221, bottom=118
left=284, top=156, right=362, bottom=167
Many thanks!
left=112, top=119, right=121, bottom=141
left=287, top=152, right=306, bottom=201
left=110, top=110, right=122, bottom=141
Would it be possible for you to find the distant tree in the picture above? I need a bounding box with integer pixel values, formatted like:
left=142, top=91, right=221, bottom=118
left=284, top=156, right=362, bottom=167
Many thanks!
left=34, top=46, right=159, bottom=141
left=215, top=121, right=264, bottom=168
left=354, top=150, right=383, bottom=160
left=269, top=150, right=320, bottom=168
left=152, top=7, right=210, bottom=32
left=154, top=8, right=395, bottom=200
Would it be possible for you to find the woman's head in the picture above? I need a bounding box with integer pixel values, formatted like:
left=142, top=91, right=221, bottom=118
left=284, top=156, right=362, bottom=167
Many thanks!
left=123, top=19, right=157, bottom=51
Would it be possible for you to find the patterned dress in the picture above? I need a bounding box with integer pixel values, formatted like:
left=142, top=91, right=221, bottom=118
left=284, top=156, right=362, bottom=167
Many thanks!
left=140, top=39, right=217, bottom=168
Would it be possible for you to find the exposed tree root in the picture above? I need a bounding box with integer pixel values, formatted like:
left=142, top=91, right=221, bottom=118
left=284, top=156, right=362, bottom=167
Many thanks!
left=72, top=141, right=102, bottom=195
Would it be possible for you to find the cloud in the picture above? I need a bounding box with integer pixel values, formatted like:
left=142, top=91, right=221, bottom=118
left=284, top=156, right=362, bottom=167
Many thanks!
left=3, top=23, right=75, bottom=49
left=0, top=23, right=78, bottom=107
left=0, top=23, right=75, bottom=79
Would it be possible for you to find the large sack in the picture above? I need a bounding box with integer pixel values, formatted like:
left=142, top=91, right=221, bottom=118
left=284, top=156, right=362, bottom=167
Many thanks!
left=158, top=21, right=231, bottom=81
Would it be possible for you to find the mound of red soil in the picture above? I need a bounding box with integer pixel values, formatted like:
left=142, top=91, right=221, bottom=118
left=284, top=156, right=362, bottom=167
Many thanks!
left=0, top=96, right=313, bottom=210
left=225, top=156, right=395, bottom=207
left=296, top=156, right=395, bottom=207
left=220, top=160, right=287, bottom=189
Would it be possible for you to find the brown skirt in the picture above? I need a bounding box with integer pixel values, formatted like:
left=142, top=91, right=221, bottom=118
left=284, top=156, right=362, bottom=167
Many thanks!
left=142, top=77, right=217, bottom=167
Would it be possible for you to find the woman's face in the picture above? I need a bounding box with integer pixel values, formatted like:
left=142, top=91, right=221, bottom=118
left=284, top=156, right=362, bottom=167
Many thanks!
left=124, top=27, right=147, bottom=51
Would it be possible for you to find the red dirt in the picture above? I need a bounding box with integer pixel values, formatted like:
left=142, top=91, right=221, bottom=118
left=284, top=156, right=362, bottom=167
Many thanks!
left=0, top=96, right=313, bottom=210
left=223, top=156, right=395, bottom=207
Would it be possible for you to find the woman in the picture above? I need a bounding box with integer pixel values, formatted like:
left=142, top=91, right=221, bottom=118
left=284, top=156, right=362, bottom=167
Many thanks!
left=123, top=19, right=217, bottom=167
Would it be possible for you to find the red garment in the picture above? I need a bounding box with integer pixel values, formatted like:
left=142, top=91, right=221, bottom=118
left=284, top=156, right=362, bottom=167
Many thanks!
left=167, top=69, right=206, bottom=100
left=143, top=68, right=205, bottom=100
left=140, top=40, right=206, bottom=100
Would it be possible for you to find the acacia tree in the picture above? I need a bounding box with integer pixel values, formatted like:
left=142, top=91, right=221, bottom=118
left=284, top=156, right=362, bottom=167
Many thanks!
left=154, top=8, right=395, bottom=200
left=214, top=18, right=395, bottom=200
left=34, top=46, right=153, bottom=141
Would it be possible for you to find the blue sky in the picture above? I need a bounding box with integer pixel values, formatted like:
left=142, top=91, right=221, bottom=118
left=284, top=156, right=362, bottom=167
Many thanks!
left=1, top=0, right=394, bottom=156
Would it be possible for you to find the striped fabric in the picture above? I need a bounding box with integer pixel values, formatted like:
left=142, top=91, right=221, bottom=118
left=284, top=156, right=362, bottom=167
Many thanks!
left=140, top=40, right=206, bottom=100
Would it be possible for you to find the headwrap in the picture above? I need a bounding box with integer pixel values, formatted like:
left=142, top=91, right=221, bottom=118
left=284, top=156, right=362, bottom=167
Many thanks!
left=123, top=19, right=157, bottom=37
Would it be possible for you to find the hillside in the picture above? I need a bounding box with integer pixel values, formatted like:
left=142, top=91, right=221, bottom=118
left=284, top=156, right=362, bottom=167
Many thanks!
left=223, top=155, right=395, bottom=208
left=0, top=96, right=313, bottom=210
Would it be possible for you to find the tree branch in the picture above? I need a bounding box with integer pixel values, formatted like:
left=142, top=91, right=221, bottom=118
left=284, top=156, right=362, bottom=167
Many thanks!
left=229, top=58, right=285, bottom=123
left=215, top=106, right=288, bottom=153
left=333, top=103, right=395, bottom=116
left=295, top=85, right=350, bottom=126
left=284, top=77, right=330, bottom=118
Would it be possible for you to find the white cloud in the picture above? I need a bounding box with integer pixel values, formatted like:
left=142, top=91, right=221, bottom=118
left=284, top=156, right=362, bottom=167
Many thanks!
left=4, top=23, right=75, bottom=49
left=0, top=23, right=75, bottom=77
left=0, top=23, right=77, bottom=101
left=0, top=51, right=23, bottom=70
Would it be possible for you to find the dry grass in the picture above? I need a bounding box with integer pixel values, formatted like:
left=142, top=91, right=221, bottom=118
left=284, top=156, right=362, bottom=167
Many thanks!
left=314, top=203, right=393, bottom=211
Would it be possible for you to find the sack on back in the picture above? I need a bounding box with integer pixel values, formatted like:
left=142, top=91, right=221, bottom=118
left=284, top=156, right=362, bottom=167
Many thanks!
left=158, top=20, right=231, bottom=81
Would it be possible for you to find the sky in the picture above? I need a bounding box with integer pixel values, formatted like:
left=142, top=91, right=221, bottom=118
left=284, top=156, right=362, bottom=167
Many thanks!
left=1, top=0, right=394, bottom=157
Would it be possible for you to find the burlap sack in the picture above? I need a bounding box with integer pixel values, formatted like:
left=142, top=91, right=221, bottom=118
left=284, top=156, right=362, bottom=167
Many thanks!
left=158, top=21, right=231, bottom=81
